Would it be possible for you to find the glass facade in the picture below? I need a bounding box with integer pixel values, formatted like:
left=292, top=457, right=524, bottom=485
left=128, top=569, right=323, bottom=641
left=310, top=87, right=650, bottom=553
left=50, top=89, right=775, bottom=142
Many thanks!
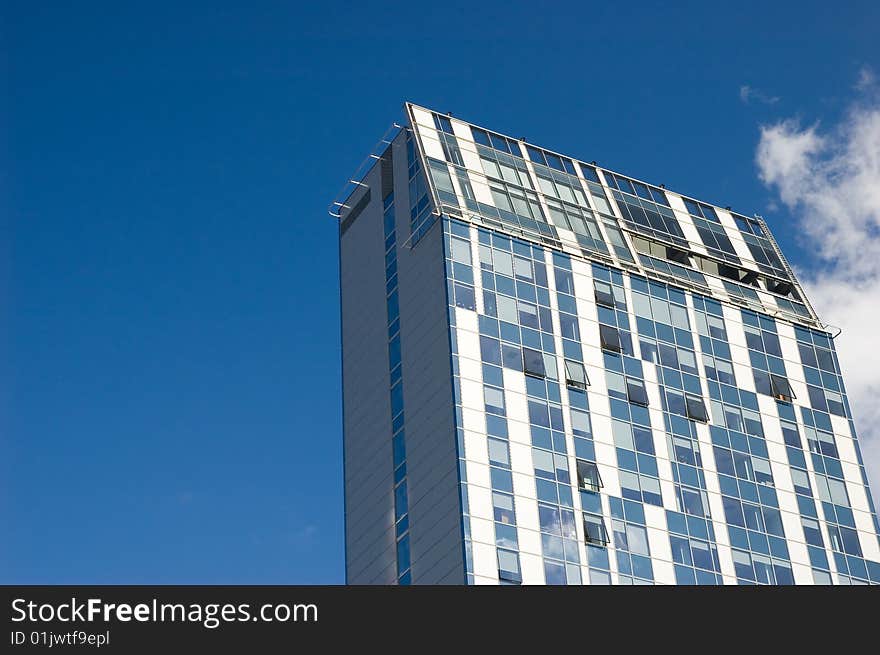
left=337, top=103, right=880, bottom=585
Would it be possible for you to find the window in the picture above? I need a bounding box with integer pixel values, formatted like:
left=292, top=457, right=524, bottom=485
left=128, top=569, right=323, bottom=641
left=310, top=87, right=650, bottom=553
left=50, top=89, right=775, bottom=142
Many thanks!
left=453, top=283, right=476, bottom=311
left=397, top=534, right=411, bottom=576
left=543, top=353, right=558, bottom=380
left=626, top=377, right=649, bottom=406
left=555, top=267, right=575, bottom=294
left=606, top=174, right=686, bottom=246
left=484, top=386, right=506, bottom=415
left=685, top=395, right=708, bottom=422
left=497, top=295, right=518, bottom=324
left=583, top=513, right=609, bottom=546
left=571, top=408, right=591, bottom=437
left=666, top=246, right=691, bottom=265
left=564, top=359, right=589, bottom=389
left=427, top=158, right=455, bottom=195
left=801, top=517, right=824, bottom=547
left=594, top=280, right=615, bottom=308
left=791, top=468, right=811, bottom=495
left=518, top=300, right=539, bottom=329
left=493, top=492, right=516, bottom=524
left=614, top=520, right=651, bottom=560
left=599, top=324, right=621, bottom=353
left=497, top=549, right=522, bottom=584
left=450, top=236, right=471, bottom=265
left=488, top=438, right=510, bottom=467
left=522, top=348, right=546, bottom=378
left=770, top=374, right=794, bottom=402
left=576, top=460, right=603, bottom=492
left=560, top=313, right=580, bottom=340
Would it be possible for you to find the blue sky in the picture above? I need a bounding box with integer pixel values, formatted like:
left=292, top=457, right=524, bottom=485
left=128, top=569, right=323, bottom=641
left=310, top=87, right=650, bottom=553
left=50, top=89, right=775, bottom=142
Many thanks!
left=2, top=2, right=878, bottom=583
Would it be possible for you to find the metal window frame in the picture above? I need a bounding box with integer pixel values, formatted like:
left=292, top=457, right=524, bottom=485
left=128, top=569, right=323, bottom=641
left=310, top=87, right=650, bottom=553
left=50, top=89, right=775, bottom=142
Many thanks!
left=576, top=459, right=603, bottom=493
left=583, top=512, right=610, bottom=546
left=685, top=394, right=709, bottom=422
left=522, top=347, right=547, bottom=379
left=599, top=324, right=622, bottom=353
left=564, top=359, right=589, bottom=390
left=770, top=374, right=795, bottom=402
left=626, top=377, right=649, bottom=406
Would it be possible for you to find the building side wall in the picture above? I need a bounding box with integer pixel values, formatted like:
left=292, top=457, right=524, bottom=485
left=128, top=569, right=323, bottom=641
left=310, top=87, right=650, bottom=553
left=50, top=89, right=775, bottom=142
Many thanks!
left=341, top=163, right=396, bottom=584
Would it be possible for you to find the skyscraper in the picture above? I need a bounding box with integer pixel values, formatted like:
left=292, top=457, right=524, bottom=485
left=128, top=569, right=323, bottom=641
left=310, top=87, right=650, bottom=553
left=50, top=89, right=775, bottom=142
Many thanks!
left=332, top=103, right=880, bottom=585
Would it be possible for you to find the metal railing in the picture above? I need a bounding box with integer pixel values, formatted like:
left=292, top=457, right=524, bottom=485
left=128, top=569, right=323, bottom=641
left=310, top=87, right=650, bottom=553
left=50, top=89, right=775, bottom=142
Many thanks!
left=327, top=122, right=403, bottom=219
left=753, top=214, right=823, bottom=325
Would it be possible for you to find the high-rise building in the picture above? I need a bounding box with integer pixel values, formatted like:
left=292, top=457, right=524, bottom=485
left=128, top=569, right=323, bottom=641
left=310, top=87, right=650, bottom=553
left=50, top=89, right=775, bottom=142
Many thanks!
left=332, top=103, right=880, bottom=585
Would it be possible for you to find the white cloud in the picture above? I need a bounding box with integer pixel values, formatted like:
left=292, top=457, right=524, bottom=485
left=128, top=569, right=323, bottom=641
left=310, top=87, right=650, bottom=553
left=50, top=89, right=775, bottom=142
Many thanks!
left=856, top=66, right=876, bottom=91
left=756, top=78, right=880, bottom=500
left=740, top=85, right=780, bottom=105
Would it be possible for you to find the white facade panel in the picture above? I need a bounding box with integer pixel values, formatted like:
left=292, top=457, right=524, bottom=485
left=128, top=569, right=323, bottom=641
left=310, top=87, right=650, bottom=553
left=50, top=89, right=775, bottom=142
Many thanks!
left=470, top=541, right=499, bottom=581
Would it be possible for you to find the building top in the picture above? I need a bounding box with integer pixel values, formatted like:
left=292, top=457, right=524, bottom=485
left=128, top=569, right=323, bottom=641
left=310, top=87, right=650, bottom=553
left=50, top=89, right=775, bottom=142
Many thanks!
left=331, top=102, right=823, bottom=330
